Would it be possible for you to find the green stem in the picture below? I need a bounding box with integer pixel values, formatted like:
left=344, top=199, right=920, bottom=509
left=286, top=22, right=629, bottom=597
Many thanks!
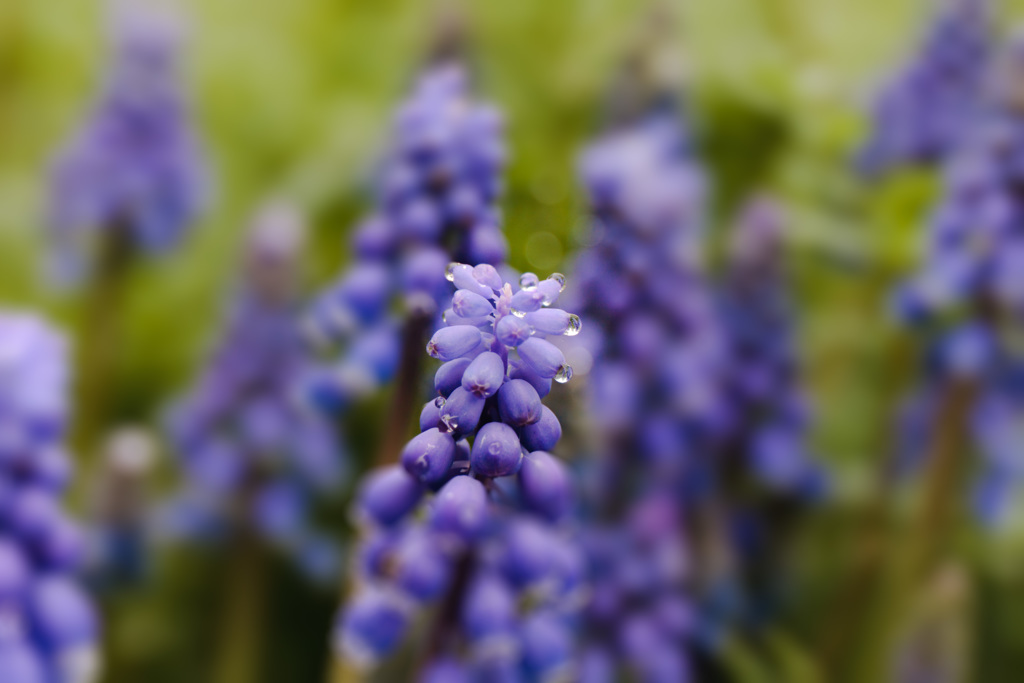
left=74, top=224, right=133, bottom=460
left=844, top=378, right=976, bottom=683
left=213, top=528, right=269, bottom=683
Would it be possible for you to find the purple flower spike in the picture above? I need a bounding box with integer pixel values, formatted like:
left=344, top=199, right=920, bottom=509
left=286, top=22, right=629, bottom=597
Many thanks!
left=0, top=312, right=99, bottom=672
left=340, top=261, right=579, bottom=674
left=401, top=428, right=457, bottom=486
left=471, top=422, right=523, bottom=478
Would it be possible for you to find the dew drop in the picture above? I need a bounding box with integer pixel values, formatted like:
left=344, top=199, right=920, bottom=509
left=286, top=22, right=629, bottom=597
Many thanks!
left=554, top=364, right=573, bottom=384
left=441, top=414, right=459, bottom=432
left=442, top=310, right=452, bottom=324
left=519, top=272, right=540, bottom=290
left=433, top=396, right=446, bottom=408
left=511, top=308, right=527, bottom=319
left=445, top=262, right=462, bottom=282
left=563, top=314, right=582, bottom=336
left=548, top=273, right=567, bottom=291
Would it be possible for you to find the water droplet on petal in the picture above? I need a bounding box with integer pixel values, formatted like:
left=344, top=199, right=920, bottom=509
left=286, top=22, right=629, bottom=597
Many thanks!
left=554, top=364, right=573, bottom=384
left=433, top=396, right=446, bottom=408
left=548, top=273, right=567, bottom=291
left=445, top=262, right=462, bottom=282
left=563, top=314, right=582, bottom=336
left=519, top=272, right=540, bottom=290
left=442, top=310, right=451, bottom=324
left=511, top=308, right=527, bottom=319
left=441, top=414, right=459, bottom=432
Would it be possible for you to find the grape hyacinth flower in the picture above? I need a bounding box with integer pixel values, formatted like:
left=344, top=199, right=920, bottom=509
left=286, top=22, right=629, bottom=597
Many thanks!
left=165, top=204, right=341, bottom=579
left=335, top=266, right=583, bottom=680
left=305, top=62, right=507, bottom=417
left=717, top=197, right=822, bottom=496
left=892, top=28, right=1024, bottom=522
left=564, top=113, right=717, bottom=681
left=857, top=0, right=992, bottom=176
left=48, top=8, right=207, bottom=282
left=0, top=313, right=101, bottom=682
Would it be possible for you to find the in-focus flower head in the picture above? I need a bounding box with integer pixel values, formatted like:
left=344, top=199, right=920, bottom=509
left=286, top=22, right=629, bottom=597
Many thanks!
left=336, top=265, right=582, bottom=677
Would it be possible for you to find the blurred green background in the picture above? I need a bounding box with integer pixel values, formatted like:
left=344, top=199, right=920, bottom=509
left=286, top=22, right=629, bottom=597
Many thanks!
left=4, top=0, right=1024, bottom=681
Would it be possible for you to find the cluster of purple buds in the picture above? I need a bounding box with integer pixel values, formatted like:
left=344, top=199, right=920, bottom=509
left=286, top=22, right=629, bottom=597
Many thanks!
left=893, top=30, right=1024, bottom=523
left=305, top=63, right=508, bottom=412
left=336, top=265, right=585, bottom=680
left=48, top=9, right=207, bottom=282
left=578, top=495, right=695, bottom=683
left=0, top=313, right=100, bottom=682
left=857, top=0, right=992, bottom=176
left=716, top=197, right=822, bottom=496
left=165, top=205, right=342, bottom=582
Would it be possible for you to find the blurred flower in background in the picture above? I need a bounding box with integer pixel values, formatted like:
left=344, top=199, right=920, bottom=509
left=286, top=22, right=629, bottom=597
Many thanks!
left=0, top=313, right=100, bottom=683
left=47, top=3, right=207, bottom=284
left=164, top=202, right=342, bottom=582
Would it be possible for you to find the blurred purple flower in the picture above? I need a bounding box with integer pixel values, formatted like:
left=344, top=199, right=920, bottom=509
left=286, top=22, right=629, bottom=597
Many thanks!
left=0, top=312, right=100, bottom=681
left=48, top=9, right=207, bottom=283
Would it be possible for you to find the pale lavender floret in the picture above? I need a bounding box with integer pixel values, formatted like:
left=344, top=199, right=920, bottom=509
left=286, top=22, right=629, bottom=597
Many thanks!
left=517, top=338, right=567, bottom=379
left=495, top=315, right=533, bottom=347
left=523, top=309, right=573, bottom=335
left=452, top=290, right=494, bottom=318
left=461, top=352, right=506, bottom=398
left=427, top=326, right=484, bottom=361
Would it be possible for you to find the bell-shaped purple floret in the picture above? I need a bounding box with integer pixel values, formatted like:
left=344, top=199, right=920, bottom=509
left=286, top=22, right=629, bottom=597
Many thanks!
left=461, top=352, right=506, bottom=398
left=470, top=422, right=523, bottom=478
left=519, top=406, right=562, bottom=452
left=427, top=326, right=483, bottom=361
left=358, top=466, right=423, bottom=527
left=497, top=379, right=542, bottom=427
left=517, top=338, right=566, bottom=379
left=401, top=428, right=456, bottom=487
left=439, top=387, right=486, bottom=439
